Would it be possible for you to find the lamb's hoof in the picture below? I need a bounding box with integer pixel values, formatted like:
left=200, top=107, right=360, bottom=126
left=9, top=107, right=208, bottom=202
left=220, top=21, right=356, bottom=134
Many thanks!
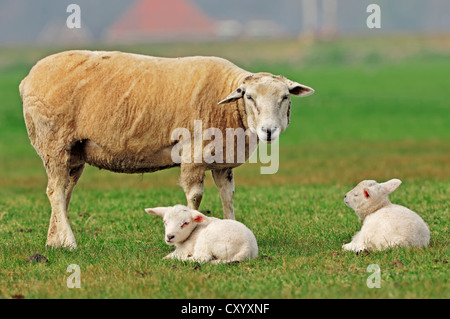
left=356, top=249, right=370, bottom=256
left=193, top=263, right=202, bottom=270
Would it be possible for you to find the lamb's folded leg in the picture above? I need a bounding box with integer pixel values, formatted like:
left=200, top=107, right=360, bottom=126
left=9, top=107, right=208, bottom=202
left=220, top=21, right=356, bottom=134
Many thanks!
left=164, top=251, right=191, bottom=261
left=342, top=231, right=367, bottom=252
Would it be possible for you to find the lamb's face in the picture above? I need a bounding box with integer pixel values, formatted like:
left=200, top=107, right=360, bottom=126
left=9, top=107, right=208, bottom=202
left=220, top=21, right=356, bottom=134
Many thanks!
left=162, top=206, right=197, bottom=245
left=344, top=179, right=402, bottom=218
left=219, top=74, right=314, bottom=143
left=145, top=205, right=206, bottom=245
left=344, top=180, right=379, bottom=213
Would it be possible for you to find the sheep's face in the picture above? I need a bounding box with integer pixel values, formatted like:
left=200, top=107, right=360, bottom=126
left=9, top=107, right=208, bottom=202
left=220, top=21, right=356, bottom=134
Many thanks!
left=145, top=205, right=206, bottom=245
left=219, top=74, right=314, bottom=143
left=344, top=179, right=402, bottom=218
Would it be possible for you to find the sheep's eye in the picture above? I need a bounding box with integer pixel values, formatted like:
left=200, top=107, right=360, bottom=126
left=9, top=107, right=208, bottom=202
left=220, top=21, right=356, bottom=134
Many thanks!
left=246, top=95, right=254, bottom=101
left=354, top=193, right=358, bottom=197
left=282, top=95, right=289, bottom=101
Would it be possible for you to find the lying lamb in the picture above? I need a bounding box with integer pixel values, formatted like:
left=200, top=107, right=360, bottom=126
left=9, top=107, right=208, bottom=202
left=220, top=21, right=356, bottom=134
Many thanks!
left=145, top=205, right=258, bottom=263
left=343, top=178, right=430, bottom=252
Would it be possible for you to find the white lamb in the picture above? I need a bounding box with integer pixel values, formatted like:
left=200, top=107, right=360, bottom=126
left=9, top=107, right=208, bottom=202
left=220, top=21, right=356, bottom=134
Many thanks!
left=342, top=179, right=430, bottom=252
left=145, top=205, right=258, bottom=263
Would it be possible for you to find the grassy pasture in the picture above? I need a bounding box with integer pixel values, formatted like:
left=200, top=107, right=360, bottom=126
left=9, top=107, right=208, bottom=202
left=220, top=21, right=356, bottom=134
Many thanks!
left=0, top=36, right=449, bottom=299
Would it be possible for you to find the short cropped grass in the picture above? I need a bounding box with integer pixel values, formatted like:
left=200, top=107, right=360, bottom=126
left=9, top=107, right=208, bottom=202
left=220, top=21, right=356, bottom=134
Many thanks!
left=0, top=37, right=449, bottom=299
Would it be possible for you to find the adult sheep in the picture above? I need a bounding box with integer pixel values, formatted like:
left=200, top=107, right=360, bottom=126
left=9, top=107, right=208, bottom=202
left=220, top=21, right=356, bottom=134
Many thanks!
left=20, top=50, right=314, bottom=249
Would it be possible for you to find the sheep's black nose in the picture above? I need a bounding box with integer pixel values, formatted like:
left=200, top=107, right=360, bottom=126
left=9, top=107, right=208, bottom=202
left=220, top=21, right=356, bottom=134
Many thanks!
left=261, top=127, right=275, bottom=141
left=167, top=234, right=175, bottom=241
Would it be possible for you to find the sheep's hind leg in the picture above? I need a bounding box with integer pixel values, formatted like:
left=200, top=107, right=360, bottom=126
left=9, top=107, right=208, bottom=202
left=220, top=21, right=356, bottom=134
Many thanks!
left=45, top=152, right=77, bottom=249
left=212, top=168, right=235, bottom=220
left=65, top=164, right=85, bottom=211
left=65, top=141, right=86, bottom=211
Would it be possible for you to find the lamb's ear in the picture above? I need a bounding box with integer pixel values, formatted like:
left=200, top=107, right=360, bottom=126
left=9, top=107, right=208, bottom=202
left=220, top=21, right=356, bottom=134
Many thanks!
left=280, top=76, right=314, bottom=97
left=380, top=179, right=402, bottom=194
left=145, top=207, right=169, bottom=217
left=363, top=189, right=371, bottom=199
left=191, top=211, right=207, bottom=223
left=218, top=87, right=245, bottom=105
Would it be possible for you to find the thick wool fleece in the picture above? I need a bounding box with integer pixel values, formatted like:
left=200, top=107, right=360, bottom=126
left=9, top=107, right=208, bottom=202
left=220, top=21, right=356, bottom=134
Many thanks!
left=20, top=50, right=252, bottom=172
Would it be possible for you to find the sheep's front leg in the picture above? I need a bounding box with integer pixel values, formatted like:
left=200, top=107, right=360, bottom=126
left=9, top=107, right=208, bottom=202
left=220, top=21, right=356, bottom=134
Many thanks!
left=180, top=164, right=205, bottom=210
left=212, top=168, right=235, bottom=220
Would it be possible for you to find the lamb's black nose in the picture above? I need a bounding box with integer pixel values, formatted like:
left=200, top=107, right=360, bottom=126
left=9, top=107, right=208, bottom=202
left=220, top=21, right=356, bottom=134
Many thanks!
left=167, top=234, right=175, bottom=241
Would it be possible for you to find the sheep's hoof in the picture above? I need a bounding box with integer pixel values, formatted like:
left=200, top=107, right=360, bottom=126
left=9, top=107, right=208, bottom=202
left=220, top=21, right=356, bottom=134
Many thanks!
left=46, top=242, right=77, bottom=250
left=46, top=236, right=77, bottom=250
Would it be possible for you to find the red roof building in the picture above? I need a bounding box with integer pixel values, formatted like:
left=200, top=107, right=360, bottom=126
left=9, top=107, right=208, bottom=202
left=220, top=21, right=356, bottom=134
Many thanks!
left=107, top=0, right=215, bottom=41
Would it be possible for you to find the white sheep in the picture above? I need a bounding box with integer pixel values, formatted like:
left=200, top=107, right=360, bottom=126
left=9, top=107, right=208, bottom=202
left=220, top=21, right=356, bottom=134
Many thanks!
left=342, top=179, right=430, bottom=252
left=19, top=50, right=314, bottom=249
left=145, top=205, right=258, bottom=263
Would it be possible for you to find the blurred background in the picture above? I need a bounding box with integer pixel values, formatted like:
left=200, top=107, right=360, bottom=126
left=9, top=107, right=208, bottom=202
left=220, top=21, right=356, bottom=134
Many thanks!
left=1, top=0, right=450, bottom=44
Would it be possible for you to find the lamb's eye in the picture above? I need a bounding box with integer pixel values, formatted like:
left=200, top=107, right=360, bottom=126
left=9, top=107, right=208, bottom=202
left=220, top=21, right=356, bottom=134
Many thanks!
left=282, top=95, right=289, bottom=101
left=246, top=95, right=254, bottom=101
left=354, top=193, right=358, bottom=197
left=181, top=221, right=190, bottom=228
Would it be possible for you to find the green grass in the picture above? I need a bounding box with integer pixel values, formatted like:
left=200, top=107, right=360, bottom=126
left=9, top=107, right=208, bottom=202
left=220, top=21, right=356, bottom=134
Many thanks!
left=0, top=37, right=449, bottom=299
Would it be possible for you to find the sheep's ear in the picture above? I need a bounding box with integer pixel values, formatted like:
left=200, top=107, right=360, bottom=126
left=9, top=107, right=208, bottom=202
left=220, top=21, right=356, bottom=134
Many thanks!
left=380, top=179, right=402, bottom=194
left=287, top=81, right=314, bottom=97
left=191, top=211, right=207, bottom=223
left=218, top=87, right=244, bottom=105
left=145, top=207, right=169, bottom=217
left=279, top=76, right=314, bottom=97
